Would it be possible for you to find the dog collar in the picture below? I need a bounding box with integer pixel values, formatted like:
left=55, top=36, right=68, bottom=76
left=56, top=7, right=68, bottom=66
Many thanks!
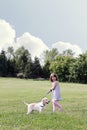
left=40, top=105, right=44, bottom=107
left=40, top=102, right=45, bottom=107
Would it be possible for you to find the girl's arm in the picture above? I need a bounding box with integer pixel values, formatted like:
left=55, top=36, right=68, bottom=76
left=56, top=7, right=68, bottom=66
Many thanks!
left=50, top=81, right=58, bottom=91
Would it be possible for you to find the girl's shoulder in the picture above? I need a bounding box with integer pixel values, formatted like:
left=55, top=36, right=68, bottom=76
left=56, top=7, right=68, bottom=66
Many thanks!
left=53, top=81, right=59, bottom=86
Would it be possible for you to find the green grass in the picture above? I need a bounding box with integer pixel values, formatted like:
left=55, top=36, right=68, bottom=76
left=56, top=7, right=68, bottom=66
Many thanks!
left=0, top=78, right=87, bottom=130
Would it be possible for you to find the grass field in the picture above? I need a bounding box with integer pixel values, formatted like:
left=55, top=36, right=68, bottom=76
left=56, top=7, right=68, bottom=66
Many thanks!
left=0, top=78, right=87, bottom=130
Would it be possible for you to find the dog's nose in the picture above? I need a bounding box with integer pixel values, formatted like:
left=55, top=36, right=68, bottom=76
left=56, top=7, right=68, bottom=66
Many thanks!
left=47, top=100, right=50, bottom=104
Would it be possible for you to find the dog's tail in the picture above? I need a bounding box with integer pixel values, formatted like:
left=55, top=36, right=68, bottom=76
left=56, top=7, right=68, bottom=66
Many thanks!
left=23, top=101, right=29, bottom=106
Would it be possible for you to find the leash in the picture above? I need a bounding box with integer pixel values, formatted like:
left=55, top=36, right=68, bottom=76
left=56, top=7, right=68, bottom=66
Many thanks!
left=43, top=90, right=51, bottom=98
left=38, top=90, right=51, bottom=102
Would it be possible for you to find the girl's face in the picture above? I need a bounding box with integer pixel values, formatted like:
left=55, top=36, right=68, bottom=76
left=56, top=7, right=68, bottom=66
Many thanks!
left=51, top=76, right=56, bottom=81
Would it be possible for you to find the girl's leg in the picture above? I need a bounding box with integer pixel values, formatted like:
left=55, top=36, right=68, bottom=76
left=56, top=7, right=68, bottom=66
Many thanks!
left=52, top=101, right=56, bottom=112
left=54, top=100, right=63, bottom=111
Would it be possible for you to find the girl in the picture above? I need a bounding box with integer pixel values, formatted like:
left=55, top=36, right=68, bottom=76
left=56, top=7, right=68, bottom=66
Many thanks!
left=50, top=73, right=63, bottom=112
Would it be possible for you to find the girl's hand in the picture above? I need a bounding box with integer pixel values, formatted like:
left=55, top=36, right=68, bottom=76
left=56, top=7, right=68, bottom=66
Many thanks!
left=50, top=89, right=52, bottom=92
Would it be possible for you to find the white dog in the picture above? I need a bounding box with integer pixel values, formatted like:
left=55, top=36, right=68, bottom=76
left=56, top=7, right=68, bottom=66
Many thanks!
left=24, top=97, right=50, bottom=114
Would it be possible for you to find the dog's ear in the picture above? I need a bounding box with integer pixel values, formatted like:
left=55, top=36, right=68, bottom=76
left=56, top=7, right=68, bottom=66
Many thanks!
left=41, top=97, right=50, bottom=105
left=41, top=98, right=46, bottom=105
left=41, top=97, right=46, bottom=102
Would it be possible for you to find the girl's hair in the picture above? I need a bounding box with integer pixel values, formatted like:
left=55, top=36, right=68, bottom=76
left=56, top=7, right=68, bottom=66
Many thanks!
left=50, top=73, right=58, bottom=82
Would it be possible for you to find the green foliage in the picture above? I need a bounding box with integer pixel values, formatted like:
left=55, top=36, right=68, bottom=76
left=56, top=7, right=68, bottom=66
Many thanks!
left=75, top=53, right=87, bottom=83
left=49, top=51, right=87, bottom=83
left=15, top=46, right=31, bottom=73
left=62, top=49, right=75, bottom=57
left=31, top=57, right=43, bottom=78
left=42, top=60, right=50, bottom=79
left=0, top=78, right=87, bottom=130
left=0, top=47, right=87, bottom=83
left=43, top=48, right=58, bottom=63
left=0, top=50, right=8, bottom=76
left=50, top=55, right=75, bottom=82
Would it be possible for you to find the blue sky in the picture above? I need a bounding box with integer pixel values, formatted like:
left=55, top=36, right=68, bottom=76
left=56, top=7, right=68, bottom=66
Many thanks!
left=0, top=0, right=87, bottom=58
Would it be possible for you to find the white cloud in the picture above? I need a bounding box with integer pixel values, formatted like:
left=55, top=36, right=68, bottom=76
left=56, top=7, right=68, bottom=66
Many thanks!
left=15, top=32, right=49, bottom=59
left=0, top=19, right=82, bottom=59
left=0, top=19, right=15, bottom=51
left=0, top=19, right=49, bottom=59
left=52, top=41, right=82, bottom=57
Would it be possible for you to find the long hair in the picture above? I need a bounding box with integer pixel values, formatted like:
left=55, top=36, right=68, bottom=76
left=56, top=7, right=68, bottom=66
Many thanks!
left=50, top=73, right=58, bottom=82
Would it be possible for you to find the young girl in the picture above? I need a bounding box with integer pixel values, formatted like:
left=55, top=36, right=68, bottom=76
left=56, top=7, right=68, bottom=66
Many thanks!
left=50, top=73, right=63, bottom=112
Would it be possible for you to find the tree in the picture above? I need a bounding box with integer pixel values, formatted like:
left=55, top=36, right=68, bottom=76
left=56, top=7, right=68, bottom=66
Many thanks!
left=42, top=48, right=58, bottom=64
left=50, top=55, right=75, bottom=82
left=0, top=50, right=7, bottom=76
left=24, top=61, right=34, bottom=78
left=6, top=47, right=17, bottom=76
left=32, top=57, right=43, bottom=78
left=67, top=59, right=77, bottom=82
left=75, top=52, right=87, bottom=83
left=62, top=49, right=75, bottom=57
left=7, top=46, right=14, bottom=59
left=15, top=46, right=31, bottom=73
left=42, top=60, right=50, bottom=79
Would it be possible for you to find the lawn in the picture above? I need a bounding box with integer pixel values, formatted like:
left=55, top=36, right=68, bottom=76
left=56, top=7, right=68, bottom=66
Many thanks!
left=0, top=78, right=87, bottom=130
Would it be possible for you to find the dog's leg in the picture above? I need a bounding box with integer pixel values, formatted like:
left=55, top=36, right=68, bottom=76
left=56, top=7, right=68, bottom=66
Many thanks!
left=39, top=107, right=43, bottom=113
left=27, top=106, right=33, bottom=114
left=27, top=109, right=32, bottom=114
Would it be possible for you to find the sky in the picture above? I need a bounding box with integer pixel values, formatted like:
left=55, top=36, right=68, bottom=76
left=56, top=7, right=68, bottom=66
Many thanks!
left=0, top=0, right=87, bottom=59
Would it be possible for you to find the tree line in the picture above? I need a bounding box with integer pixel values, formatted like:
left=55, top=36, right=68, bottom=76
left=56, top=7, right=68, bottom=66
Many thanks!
left=0, top=46, right=87, bottom=83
